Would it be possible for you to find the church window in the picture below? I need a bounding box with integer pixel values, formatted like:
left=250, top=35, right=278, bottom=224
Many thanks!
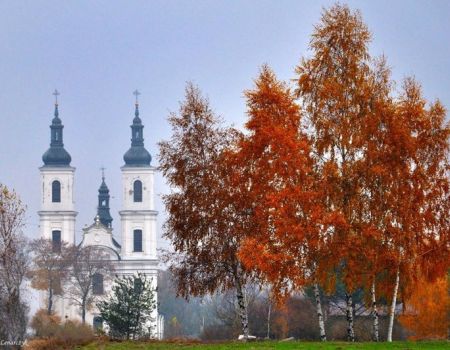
left=133, top=180, right=142, bottom=202
left=55, top=131, right=59, bottom=141
left=102, top=200, right=106, bottom=206
left=52, top=180, right=61, bottom=202
left=52, top=230, right=61, bottom=253
left=133, top=230, right=143, bottom=252
left=93, top=316, right=103, bottom=331
left=92, top=273, right=104, bottom=295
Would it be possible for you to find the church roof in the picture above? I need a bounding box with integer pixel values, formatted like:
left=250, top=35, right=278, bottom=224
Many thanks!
left=42, top=104, right=72, bottom=167
left=123, top=103, right=152, bottom=167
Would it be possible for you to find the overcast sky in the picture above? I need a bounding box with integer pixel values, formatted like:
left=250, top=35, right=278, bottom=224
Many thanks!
left=1, top=0, right=449, bottom=252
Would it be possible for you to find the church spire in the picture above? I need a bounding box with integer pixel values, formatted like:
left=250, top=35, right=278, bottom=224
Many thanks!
left=97, top=167, right=113, bottom=228
left=123, top=90, right=151, bottom=167
left=42, top=90, right=72, bottom=166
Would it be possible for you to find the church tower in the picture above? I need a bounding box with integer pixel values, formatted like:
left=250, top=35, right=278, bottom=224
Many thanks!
left=119, top=95, right=157, bottom=261
left=97, top=170, right=113, bottom=229
left=38, top=94, right=77, bottom=246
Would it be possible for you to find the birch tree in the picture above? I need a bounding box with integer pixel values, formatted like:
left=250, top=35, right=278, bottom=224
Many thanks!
left=382, top=78, right=450, bottom=341
left=158, top=83, right=254, bottom=340
left=295, top=5, right=375, bottom=341
left=231, top=66, right=327, bottom=340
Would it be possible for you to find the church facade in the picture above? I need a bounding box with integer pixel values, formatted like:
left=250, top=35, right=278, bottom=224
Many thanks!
left=38, top=98, right=163, bottom=338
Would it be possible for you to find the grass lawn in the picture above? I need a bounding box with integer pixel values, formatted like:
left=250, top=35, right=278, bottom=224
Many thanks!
left=79, top=340, right=449, bottom=350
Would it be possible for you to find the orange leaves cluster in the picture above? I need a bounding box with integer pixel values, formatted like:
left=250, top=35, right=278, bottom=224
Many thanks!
left=226, top=65, right=322, bottom=293
left=399, top=275, right=449, bottom=340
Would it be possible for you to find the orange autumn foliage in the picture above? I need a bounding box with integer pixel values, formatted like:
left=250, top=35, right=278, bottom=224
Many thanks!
left=295, top=3, right=450, bottom=302
left=228, top=65, right=323, bottom=297
left=399, top=275, right=449, bottom=340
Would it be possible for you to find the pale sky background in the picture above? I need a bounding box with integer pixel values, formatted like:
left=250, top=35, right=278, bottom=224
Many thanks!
left=1, top=0, right=449, bottom=255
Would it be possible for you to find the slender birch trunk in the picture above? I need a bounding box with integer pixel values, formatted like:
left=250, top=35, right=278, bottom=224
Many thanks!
left=314, top=283, right=327, bottom=341
left=266, top=299, right=271, bottom=339
left=345, top=293, right=355, bottom=342
left=371, top=279, right=379, bottom=342
left=387, top=267, right=400, bottom=342
left=235, top=272, right=249, bottom=340
left=47, top=286, right=53, bottom=315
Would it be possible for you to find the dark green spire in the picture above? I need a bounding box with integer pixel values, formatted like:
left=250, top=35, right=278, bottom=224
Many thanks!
left=123, top=94, right=152, bottom=167
left=42, top=94, right=72, bottom=166
left=97, top=169, right=113, bottom=228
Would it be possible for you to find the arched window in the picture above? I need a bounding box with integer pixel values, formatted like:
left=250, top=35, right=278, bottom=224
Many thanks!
left=93, top=316, right=103, bottom=331
left=92, top=273, right=104, bottom=295
left=52, top=180, right=61, bottom=203
left=133, top=229, right=143, bottom=252
left=133, top=180, right=142, bottom=202
left=52, top=230, right=61, bottom=253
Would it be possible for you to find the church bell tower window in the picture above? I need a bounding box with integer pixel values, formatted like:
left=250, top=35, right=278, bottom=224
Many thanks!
left=133, top=180, right=142, bottom=202
left=133, top=229, right=143, bottom=252
left=52, top=180, right=61, bottom=203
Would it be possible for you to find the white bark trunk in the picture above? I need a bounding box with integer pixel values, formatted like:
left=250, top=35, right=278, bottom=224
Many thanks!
left=346, top=293, right=355, bottom=342
left=314, top=283, right=327, bottom=341
left=371, top=279, right=379, bottom=342
left=266, top=300, right=271, bottom=339
left=235, top=277, right=249, bottom=340
left=387, top=267, right=400, bottom=342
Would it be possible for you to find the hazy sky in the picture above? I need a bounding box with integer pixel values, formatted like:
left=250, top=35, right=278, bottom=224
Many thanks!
left=1, top=0, right=449, bottom=251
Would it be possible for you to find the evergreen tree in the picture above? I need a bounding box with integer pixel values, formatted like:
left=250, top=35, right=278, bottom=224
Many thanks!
left=97, top=273, right=157, bottom=340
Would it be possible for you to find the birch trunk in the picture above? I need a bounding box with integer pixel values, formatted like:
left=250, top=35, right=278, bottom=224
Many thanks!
left=266, top=300, right=271, bottom=339
left=371, top=279, right=379, bottom=342
left=47, top=286, right=53, bottom=315
left=345, top=293, right=355, bottom=342
left=235, top=277, right=249, bottom=340
left=387, top=267, right=400, bottom=342
left=314, top=283, right=327, bottom=341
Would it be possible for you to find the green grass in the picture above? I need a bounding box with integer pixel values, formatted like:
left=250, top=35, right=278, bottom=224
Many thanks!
left=79, top=340, right=449, bottom=350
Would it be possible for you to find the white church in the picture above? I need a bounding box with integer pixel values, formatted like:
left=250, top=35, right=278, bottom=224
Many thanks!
left=38, top=94, right=163, bottom=338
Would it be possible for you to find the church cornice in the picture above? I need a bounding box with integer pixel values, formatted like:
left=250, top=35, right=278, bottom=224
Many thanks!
left=39, top=166, right=76, bottom=172
left=38, top=210, right=78, bottom=217
left=120, top=165, right=156, bottom=171
left=118, top=210, right=158, bottom=216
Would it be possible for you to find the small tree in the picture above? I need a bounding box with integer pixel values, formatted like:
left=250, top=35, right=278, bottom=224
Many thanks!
left=29, top=238, right=72, bottom=315
left=0, top=184, right=30, bottom=345
left=66, top=245, right=115, bottom=323
left=97, top=273, right=157, bottom=340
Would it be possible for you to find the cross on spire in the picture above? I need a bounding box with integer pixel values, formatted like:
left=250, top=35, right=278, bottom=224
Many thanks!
left=100, top=166, right=106, bottom=181
left=53, top=89, right=60, bottom=105
left=133, top=89, right=141, bottom=105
